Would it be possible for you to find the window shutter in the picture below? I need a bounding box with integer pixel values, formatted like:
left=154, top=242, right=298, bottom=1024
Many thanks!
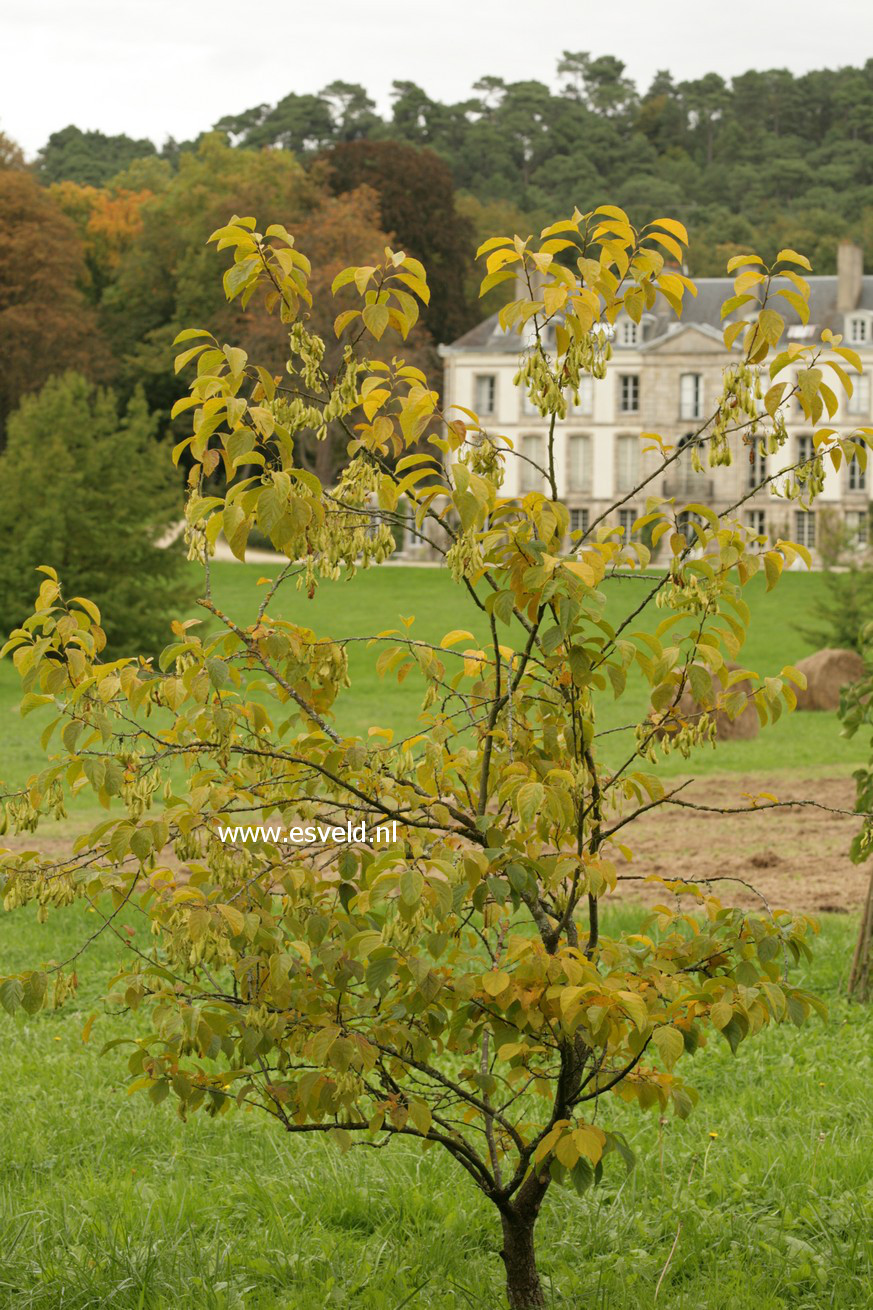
left=569, top=435, right=591, bottom=490
left=616, top=436, right=638, bottom=491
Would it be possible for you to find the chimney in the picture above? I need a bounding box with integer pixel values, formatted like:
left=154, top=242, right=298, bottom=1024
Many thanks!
left=837, top=240, right=863, bottom=312
left=515, top=266, right=547, bottom=303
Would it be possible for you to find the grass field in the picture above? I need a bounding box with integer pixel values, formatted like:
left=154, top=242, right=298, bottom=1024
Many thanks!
left=0, top=563, right=868, bottom=795
left=0, top=901, right=870, bottom=1309
left=1, top=566, right=871, bottom=1308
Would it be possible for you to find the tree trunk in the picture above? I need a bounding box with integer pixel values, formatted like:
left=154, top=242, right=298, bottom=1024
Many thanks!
left=848, top=868, right=873, bottom=1000
left=500, top=1209, right=545, bottom=1310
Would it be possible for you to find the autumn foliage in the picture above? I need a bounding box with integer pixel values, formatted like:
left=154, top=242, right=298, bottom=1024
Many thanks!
left=3, top=206, right=866, bottom=1308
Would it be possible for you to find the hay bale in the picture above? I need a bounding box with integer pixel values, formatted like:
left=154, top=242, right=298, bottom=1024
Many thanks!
left=793, top=647, right=865, bottom=711
left=653, top=663, right=759, bottom=742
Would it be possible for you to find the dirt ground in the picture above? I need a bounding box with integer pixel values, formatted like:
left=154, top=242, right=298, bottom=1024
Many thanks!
left=4, top=774, right=869, bottom=916
left=612, top=773, right=871, bottom=914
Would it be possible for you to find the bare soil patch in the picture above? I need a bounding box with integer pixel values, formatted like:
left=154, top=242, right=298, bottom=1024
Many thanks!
left=614, top=773, right=870, bottom=913
left=5, top=774, right=869, bottom=916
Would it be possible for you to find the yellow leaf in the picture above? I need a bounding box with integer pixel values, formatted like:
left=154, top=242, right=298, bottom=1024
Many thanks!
left=617, top=989, right=648, bottom=1031
left=776, top=248, right=812, bottom=271
left=573, top=1124, right=606, bottom=1164
left=362, top=304, right=390, bottom=340
left=218, top=904, right=246, bottom=935
left=408, top=1098, right=433, bottom=1136
left=555, top=1134, right=579, bottom=1168
left=652, top=1026, right=684, bottom=1070
left=482, top=970, right=510, bottom=997
left=763, top=551, right=783, bottom=591
left=441, top=629, right=476, bottom=649
left=652, top=216, right=689, bottom=245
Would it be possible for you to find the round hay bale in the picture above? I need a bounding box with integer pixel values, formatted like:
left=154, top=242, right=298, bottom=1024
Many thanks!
left=657, top=662, right=759, bottom=742
left=793, top=647, right=865, bottom=711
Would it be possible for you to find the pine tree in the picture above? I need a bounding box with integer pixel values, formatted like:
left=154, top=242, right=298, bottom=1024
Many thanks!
left=0, top=373, right=190, bottom=655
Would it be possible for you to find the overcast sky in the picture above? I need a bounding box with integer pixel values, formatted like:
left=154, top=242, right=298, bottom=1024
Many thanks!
left=3, top=0, right=872, bottom=157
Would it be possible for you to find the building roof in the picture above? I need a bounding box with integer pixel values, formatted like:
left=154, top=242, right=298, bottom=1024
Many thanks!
left=441, top=276, right=873, bottom=354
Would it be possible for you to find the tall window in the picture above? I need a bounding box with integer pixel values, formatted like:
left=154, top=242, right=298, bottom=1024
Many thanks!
left=616, top=435, right=639, bottom=493
left=746, top=509, right=766, bottom=538
left=619, top=374, right=640, bottom=414
left=568, top=434, right=592, bottom=492
left=797, top=434, right=814, bottom=468
left=747, top=443, right=767, bottom=492
left=848, top=452, right=867, bottom=492
left=677, top=510, right=705, bottom=542
left=618, top=508, right=636, bottom=540
left=474, top=374, right=496, bottom=416
left=680, top=373, right=703, bottom=420
left=569, top=507, right=589, bottom=535
left=794, top=509, right=816, bottom=549
left=847, top=372, right=871, bottom=417
left=519, top=434, right=543, bottom=492
left=572, top=376, right=594, bottom=416
left=520, top=388, right=539, bottom=417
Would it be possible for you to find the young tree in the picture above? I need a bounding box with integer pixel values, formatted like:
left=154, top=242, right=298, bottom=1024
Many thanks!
left=1, top=209, right=864, bottom=1308
left=837, top=652, right=873, bottom=1001
left=0, top=373, right=190, bottom=656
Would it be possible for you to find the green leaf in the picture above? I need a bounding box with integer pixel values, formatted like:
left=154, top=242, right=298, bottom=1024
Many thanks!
left=205, top=657, right=230, bottom=690
left=399, top=868, right=424, bottom=907
left=21, top=972, right=47, bottom=1016
left=0, top=978, right=23, bottom=1015
left=130, top=828, right=153, bottom=863
left=19, top=693, right=53, bottom=717
left=366, top=949, right=397, bottom=991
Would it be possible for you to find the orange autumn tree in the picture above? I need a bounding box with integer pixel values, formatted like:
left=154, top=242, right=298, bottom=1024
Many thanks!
left=2, top=207, right=866, bottom=1309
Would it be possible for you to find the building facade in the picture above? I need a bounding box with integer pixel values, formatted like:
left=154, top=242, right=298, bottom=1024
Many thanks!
left=436, top=242, right=873, bottom=557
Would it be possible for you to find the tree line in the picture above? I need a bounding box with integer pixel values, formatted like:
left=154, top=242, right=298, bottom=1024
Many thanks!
left=2, top=51, right=873, bottom=458
left=30, top=53, right=873, bottom=277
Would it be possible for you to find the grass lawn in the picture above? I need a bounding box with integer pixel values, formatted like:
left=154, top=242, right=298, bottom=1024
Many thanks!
left=0, top=900, right=870, bottom=1309
left=0, top=563, right=867, bottom=798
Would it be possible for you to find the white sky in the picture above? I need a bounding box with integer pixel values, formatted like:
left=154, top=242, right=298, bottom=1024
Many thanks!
left=2, top=0, right=872, bottom=157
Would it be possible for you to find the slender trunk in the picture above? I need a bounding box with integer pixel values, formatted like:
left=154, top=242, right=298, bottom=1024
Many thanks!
left=500, top=1208, right=545, bottom=1310
left=848, top=868, right=873, bottom=1000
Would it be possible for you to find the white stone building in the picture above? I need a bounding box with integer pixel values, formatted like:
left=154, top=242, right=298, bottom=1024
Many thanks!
left=437, top=241, right=873, bottom=557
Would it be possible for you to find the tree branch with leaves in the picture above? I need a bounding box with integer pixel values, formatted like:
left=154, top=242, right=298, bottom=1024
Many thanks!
left=2, top=204, right=868, bottom=1309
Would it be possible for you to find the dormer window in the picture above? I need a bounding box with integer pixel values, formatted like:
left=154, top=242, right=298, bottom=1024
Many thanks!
left=848, top=315, right=871, bottom=345
left=617, top=318, right=639, bottom=347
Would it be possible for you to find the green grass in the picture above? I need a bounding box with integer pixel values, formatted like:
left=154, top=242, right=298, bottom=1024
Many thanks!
left=0, top=901, right=870, bottom=1309
left=0, top=563, right=867, bottom=797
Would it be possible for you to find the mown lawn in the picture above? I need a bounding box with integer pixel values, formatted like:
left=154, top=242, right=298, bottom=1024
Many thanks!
left=0, top=901, right=870, bottom=1309
left=0, top=563, right=867, bottom=796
